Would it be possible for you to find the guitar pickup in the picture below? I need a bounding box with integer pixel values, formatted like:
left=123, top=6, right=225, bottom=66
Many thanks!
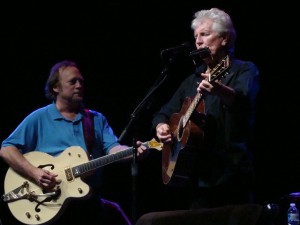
left=65, top=167, right=74, bottom=181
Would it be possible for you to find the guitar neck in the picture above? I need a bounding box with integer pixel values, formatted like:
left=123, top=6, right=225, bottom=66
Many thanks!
left=71, top=140, right=161, bottom=178
left=72, top=147, right=134, bottom=178
left=182, top=92, right=202, bottom=128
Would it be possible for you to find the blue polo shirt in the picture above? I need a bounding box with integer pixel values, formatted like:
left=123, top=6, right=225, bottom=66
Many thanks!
left=1, top=103, right=120, bottom=158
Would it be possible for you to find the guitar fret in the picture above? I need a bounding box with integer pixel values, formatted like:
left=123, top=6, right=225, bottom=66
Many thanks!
left=72, top=148, right=135, bottom=177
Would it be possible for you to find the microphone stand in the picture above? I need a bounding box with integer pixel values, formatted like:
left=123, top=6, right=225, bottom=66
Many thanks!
left=118, top=43, right=205, bottom=222
left=118, top=45, right=208, bottom=222
left=118, top=65, right=170, bottom=224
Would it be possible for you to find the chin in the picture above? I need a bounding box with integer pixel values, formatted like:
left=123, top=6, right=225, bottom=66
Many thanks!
left=73, top=97, right=83, bottom=103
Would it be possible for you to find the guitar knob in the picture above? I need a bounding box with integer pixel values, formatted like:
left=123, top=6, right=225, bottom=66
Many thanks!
left=25, top=212, right=31, bottom=218
left=78, top=188, right=83, bottom=194
left=35, top=214, right=40, bottom=221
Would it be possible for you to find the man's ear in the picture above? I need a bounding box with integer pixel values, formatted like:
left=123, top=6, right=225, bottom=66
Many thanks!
left=221, top=34, right=230, bottom=46
left=53, top=85, right=59, bottom=94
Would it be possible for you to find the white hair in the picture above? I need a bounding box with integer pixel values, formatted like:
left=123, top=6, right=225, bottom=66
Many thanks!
left=191, top=8, right=236, bottom=55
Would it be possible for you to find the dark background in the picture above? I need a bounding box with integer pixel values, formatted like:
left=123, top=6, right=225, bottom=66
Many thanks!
left=0, top=1, right=299, bottom=224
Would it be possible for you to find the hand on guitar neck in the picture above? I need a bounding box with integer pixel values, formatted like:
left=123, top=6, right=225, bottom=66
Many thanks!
left=155, top=123, right=172, bottom=143
left=197, top=56, right=234, bottom=106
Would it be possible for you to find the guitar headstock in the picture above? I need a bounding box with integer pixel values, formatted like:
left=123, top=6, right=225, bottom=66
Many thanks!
left=147, top=138, right=163, bottom=151
left=209, top=55, right=230, bottom=82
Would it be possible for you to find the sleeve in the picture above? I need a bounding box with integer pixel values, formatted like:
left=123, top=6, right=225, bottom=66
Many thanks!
left=151, top=76, right=197, bottom=131
left=93, top=111, right=120, bottom=155
left=230, top=61, right=260, bottom=111
left=225, top=61, right=260, bottom=141
left=1, top=112, right=38, bottom=153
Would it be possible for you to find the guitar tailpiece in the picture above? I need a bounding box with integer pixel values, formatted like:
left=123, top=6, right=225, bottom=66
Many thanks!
left=2, top=181, right=30, bottom=202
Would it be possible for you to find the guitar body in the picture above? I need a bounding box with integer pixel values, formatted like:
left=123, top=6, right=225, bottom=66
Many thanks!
left=162, top=97, right=205, bottom=187
left=4, top=147, right=90, bottom=225
left=3, top=139, right=163, bottom=225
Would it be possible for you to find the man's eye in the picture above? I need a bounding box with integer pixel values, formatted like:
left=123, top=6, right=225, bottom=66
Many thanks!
left=69, top=79, right=84, bottom=85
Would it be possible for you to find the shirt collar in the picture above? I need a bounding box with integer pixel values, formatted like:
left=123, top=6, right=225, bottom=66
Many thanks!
left=48, top=102, right=84, bottom=122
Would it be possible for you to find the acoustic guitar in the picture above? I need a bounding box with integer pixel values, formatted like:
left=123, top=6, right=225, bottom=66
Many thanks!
left=2, top=139, right=162, bottom=225
left=162, top=55, right=230, bottom=186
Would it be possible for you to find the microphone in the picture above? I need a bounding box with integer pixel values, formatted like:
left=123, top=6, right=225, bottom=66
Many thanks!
left=189, top=47, right=211, bottom=58
left=161, top=42, right=192, bottom=56
left=160, top=42, right=193, bottom=65
left=189, top=47, right=211, bottom=67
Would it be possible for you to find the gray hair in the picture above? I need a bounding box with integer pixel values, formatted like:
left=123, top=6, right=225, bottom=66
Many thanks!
left=191, top=8, right=236, bottom=55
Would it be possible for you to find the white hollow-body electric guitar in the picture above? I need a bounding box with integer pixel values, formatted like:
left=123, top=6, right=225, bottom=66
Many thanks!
left=2, top=139, right=162, bottom=225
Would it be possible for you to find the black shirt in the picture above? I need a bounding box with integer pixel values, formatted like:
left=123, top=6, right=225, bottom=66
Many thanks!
left=152, top=58, right=260, bottom=187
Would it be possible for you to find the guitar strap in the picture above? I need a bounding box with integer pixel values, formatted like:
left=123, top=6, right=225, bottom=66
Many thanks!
left=82, top=108, right=95, bottom=158
left=82, top=109, right=133, bottom=225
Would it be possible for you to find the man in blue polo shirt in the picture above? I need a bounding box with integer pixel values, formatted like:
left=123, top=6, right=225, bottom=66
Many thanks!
left=0, top=60, right=148, bottom=225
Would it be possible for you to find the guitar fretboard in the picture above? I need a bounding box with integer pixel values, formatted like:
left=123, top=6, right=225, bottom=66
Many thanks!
left=72, top=148, right=133, bottom=177
left=70, top=140, right=162, bottom=178
left=182, top=92, right=202, bottom=128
